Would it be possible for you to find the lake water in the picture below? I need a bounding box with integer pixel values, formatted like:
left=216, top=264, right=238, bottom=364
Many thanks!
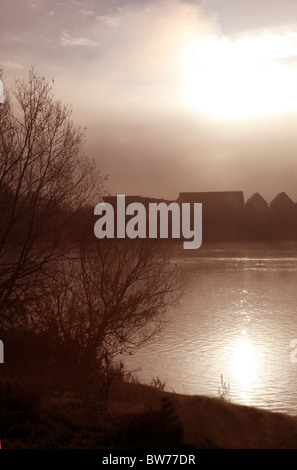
left=124, top=242, right=297, bottom=415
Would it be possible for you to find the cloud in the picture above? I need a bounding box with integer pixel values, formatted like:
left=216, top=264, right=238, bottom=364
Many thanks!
left=29, top=2, right=44, bottom=10
left=60, top=31, right=97, bottom=46
left=3, top=0, right=297, bottom=199
left=0, top=60, right=24, bottom=70
left=78, top=9, right=94, bottom=17
left=70, top=0, right=85, bottom=6
left=48, top=0, right=220, bottom=114
left=96, top=15, right=122, bottom=27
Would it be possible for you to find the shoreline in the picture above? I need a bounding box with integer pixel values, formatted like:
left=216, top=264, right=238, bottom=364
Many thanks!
left=2, top=375, right=297, bottom=449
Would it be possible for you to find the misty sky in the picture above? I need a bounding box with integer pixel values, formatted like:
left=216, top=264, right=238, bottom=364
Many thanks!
left=2, top=0, right=297, bottom=201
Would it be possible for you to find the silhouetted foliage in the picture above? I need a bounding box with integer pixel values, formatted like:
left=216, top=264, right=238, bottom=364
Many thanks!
left=23, top=239, right=181, bottom=370
left=0, top=67, right=105, bottom=319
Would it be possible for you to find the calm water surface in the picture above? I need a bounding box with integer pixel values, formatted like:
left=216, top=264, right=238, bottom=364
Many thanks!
left=124, top=243, right=297, bottom=415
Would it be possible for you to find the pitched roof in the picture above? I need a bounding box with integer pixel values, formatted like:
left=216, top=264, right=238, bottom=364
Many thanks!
left=245, top=192, right=269, bottom=210
left=270, top=192, right=296, bottom=209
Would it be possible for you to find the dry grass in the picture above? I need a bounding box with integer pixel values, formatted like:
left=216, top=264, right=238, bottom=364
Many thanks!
left=1, top=373, right=297, bottom=449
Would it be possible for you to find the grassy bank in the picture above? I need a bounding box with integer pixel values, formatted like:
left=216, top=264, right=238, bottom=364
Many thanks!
left=1, top=372, right=297, bottom=449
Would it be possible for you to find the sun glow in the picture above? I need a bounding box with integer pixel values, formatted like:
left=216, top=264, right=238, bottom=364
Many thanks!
left=180, top=32, right=297, bottom=120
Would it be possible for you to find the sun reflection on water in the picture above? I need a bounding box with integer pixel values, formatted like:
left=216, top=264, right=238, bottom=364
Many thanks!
left=231, top=337, right=258, bottom=392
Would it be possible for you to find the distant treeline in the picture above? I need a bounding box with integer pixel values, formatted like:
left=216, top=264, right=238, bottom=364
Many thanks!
left=104, top=191, right=297, bottom=241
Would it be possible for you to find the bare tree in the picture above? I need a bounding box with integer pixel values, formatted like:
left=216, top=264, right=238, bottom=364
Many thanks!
left=25, top=239, right=182, bottom=369
left=0, top=68, right=105, bottom=316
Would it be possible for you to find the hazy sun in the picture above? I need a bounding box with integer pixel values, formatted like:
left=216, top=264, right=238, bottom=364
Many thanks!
left=180, top=32, right=297, bottom=120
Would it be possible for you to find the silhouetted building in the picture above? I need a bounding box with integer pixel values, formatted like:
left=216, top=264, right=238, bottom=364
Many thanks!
left=246, top=193, right=269, bottom=213
left=177, top=191, right=245, bottom=240
left=101, top=191, right=297, bottom=242
left=178, top=191, right=244, bottom=207
left=245, top=193, right=271, bottom=239
left=270, top=192, right=297, bottom=239
left=270, top=192, right=296, bottom=213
